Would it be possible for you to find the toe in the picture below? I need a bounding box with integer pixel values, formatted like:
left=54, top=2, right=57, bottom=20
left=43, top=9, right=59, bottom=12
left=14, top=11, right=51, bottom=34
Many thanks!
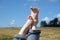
left=27, top=16, right=33, bottom=20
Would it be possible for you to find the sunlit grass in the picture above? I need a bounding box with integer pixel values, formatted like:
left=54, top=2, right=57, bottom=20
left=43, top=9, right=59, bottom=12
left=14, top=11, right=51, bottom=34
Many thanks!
left=0, top=27, right=60, bottom=40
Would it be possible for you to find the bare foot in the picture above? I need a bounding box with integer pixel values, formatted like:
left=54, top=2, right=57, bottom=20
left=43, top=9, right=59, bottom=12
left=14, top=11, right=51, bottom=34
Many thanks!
left=27, top=16, right=33, bottom=21
left=30, top=7, right=39, bottom=25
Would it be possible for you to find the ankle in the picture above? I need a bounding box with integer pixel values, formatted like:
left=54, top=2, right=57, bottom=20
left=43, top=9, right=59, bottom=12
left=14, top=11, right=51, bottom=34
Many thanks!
left=32, top=25, right=37, bottom=30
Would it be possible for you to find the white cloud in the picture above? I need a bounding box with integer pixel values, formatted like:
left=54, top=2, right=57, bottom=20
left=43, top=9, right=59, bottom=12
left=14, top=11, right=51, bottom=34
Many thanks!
left=10, top=20, right=16, bottom=25
left=42, top=17, right=50, bottom=21
left=56, top=14, right=60, bottom=18
left=49, top=0, right=58, bottom=2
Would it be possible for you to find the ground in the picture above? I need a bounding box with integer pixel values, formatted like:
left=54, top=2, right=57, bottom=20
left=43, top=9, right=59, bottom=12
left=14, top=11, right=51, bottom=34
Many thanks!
left=0, top=27, right=60, bottom=40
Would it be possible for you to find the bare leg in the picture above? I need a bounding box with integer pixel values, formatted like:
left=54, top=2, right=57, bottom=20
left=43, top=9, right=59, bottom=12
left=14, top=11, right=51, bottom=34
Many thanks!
left=31, top=25, right=37, bottom=30
left=18, top=16, right=33, bottom=36
left=13, top=16, right=33, bottom=40
left=18, top=7, right=39, bottom=36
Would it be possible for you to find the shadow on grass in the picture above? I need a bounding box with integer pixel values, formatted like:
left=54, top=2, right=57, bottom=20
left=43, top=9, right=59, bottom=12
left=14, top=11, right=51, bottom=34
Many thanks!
left=0, top=37, right=13, bottom=40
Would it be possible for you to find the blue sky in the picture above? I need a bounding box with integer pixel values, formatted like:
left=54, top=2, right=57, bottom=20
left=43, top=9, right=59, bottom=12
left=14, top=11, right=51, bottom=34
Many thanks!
left=0, top=0, right=60, bottom=27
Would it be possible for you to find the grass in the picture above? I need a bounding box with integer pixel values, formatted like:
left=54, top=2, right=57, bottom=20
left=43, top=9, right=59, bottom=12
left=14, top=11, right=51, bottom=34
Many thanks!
left=0, top=27, right=60, bottom=40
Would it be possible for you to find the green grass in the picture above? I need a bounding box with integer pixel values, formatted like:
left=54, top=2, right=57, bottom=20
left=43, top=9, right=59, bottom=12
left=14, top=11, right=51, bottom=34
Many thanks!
left=0, top=27, right=60, bottom=40
left=0, top=37, right=12, bottom=40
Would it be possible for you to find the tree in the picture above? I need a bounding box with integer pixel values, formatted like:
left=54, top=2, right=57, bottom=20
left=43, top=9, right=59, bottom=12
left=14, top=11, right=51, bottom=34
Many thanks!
left=57, top=22, right=60, bottom=27
left=40, top=21, right=47, bottom=27
left=49, top=18, right=58, bottom=27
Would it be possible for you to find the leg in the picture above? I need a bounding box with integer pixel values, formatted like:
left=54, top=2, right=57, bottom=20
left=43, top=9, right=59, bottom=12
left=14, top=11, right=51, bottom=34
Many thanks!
left=13, top=16, right=33, bottom=40
left=18, top=16, right=33, bottom=36
left=13, top=34, right=26, bottom=40
left=27, top=7, right=40, bottom=40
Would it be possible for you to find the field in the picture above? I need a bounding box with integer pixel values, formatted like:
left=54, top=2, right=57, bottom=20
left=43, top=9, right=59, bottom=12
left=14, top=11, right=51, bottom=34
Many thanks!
left=0, top=27, right=60, bottom=40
